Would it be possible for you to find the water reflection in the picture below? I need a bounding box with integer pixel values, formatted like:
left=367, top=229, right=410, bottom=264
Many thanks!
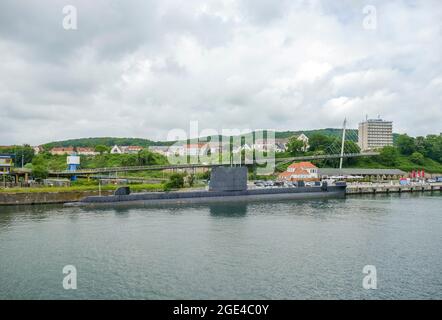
left=209, top=202, right=248, bottom=217
left=0, top=204, right=63, bottom=228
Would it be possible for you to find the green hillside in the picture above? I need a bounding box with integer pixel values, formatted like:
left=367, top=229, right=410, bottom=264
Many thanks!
left=42, top=129, right=400, bottom=147
left=43, top=137, right=174, bottom=148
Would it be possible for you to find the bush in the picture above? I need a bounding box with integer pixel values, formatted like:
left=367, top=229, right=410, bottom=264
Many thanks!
left=187, top=174, right=195, bottom=187
left=164, top=173, right=185, bottom=190
left=409, top=152, right=425, bottom=165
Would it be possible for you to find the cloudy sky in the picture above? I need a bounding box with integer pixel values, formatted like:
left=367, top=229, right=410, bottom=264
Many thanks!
left=0, top=0, right=441, bottom=145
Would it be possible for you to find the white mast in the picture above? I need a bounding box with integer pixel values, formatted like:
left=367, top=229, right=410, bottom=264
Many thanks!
left=339, top=118, right=347, bottom=170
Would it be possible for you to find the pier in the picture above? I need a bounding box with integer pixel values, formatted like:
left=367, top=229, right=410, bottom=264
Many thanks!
left=346, top=182, right=442, bottom=194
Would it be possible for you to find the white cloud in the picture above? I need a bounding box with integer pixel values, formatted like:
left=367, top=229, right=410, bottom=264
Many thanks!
left=0, top=0, right=441, bottom=145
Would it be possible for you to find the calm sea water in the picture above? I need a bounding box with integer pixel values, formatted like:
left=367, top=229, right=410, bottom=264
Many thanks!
left=0, top=193, right=441, bottom=300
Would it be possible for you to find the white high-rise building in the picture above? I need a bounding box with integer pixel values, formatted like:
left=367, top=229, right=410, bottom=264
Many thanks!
left=358, top=118, right=393, bottom=151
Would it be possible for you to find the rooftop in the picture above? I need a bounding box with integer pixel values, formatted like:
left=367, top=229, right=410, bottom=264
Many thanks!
left=318, top=168, right=406, bottom=176
left=288, top=161, right=317, bottom=169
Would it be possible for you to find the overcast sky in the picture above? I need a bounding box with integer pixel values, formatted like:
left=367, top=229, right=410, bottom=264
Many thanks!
left=0, top=0, right=441, bottom=145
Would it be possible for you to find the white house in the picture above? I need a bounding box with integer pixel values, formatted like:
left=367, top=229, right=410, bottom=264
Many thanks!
left=110, top=145, right=122, bottom=154
left=148, top=146, right=170, bottom=156
left=110, top=145, right=143, bottom=154
left=296, top=133, right=310, bottom=151
left=121, top=146, right=143, bottom=154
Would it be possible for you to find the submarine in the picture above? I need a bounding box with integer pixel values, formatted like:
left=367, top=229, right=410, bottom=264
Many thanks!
left=66, top=167, right=346, bottom=207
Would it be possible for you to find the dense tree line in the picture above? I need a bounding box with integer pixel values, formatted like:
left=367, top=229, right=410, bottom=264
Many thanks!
left=283, top=132, right=442, bottom=171
left=43, top=137, right=174, bottom=149
left=0, top=145, right=34, bottom=167
left=396, top=134, right=442, bottom=163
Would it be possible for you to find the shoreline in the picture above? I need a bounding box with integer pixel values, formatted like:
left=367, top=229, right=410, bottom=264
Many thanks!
left=1, top=182, right=441, bottom=206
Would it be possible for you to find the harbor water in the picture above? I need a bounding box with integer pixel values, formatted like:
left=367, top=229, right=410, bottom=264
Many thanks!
left=0, top=193, right=441, bottom=299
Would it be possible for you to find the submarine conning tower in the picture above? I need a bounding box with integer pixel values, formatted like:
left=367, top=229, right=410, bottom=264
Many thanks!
left=209, top=167, right=248, bottom=192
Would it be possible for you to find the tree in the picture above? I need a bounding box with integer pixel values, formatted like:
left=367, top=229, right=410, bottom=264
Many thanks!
left=32, top=165, right=49, bottom=180
left=121, top=154, right=138, bottom=167
left=286, top=137, right=305, bottom=156
left=138, top=149, right=168, bottom=166
left=410, top=152, right=425, bottom=165
left=187, top=174, right=195, bottom=187
left=396, top=134, right=416, bottom=155
left=423, top=134, right=442, bottom=162
left=1, top=145, right=36, bottom=167
left=308, top=134, right=334, bottom=152
left=378, top=146, right=399, bottom=166
left=138, top=149, right=155, bottom=165
left=414, top=136, right=426, bottom=155
left=94, top=145, right=109, bottom=154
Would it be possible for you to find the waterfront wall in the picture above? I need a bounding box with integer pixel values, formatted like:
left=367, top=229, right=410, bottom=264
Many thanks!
left=0, top=190, right=113, bottom=206
left=1, top=183, right=441, bottom=206
left=347, top=183, right=442, bottom=194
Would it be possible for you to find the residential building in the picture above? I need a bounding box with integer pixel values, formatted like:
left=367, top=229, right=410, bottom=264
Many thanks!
left=0, top=154, right=14, bottom=174
left=358, top=118, right=393, bottom=151
left=110, top=145, right=144, bottom=154
left=274, top=138, right=289, bottom=153
left=253, top=134, right=308, bottom=153
left=121, top=146, right=144, bottom=154
left=76, top=147, right=99, bottom=156
left=232, top=143, right=253, bottom=154
left=278, top=161, right=319, bottom=182
left=296, top=133, right=310, bottom=151
left=253, top=139, right=272, bottom=152
left=183, top=143, right=208, bottom=156
left=110, top=145, right=122, bottom=154
left=148, top=146, right=170, bottom=156
left=33, top=146, right=44, bottom=155
left=49, top=147, right=74, bottom=155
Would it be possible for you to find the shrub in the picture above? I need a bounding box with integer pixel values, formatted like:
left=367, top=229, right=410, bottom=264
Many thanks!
left=409, top=152, right=425, bottom=165
left=164, top=173, right=185, bottom=190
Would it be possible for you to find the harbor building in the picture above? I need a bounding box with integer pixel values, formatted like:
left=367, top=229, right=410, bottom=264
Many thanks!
left=358, top=118, right=393, bottom=151
left=278, top=161, right=319, bottom=182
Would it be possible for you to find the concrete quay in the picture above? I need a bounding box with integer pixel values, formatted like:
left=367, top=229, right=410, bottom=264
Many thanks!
left=346, top=182, right=442, bottom=194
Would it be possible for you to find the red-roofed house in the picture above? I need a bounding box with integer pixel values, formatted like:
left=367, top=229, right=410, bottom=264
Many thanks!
left=50, top=147, right=75, bottom=155
left=185, top=143, right=209, bottom=156
left=278, top=161, right=319, bottom=182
